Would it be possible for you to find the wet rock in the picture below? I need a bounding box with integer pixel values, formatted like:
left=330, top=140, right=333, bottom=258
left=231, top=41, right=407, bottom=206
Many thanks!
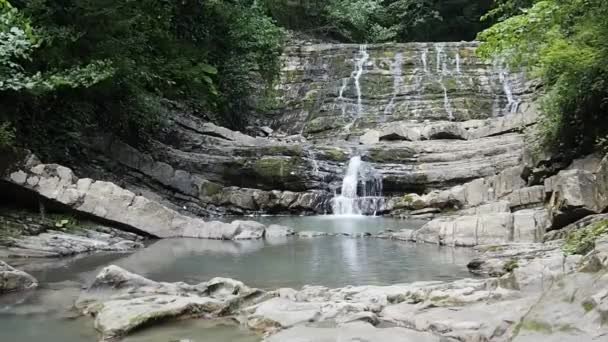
left=232, top=220, right=265, bottom=240
left=297, top=231, right=328, bottom=238
left=0, top=261, right=38, bottom=294
left=265, top=225, right=295, bottom=238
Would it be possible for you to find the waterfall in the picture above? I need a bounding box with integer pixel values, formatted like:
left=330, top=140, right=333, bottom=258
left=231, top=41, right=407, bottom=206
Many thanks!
left=332, top=156, right=384, bottom=216
left=499, top=68, right=520, bottom=115
left=441, top=83, right=455, bottom=121
left=455, top=52, right=461, bottom=74
left=384, top=53, right=404, bottom=116
left=337, top=78, right=349, bottom=116
left=421, top=48, right=429, bottom=73
left=354, top=45, right=369, bottom=116
left=435, top=44, right=454, bottom=120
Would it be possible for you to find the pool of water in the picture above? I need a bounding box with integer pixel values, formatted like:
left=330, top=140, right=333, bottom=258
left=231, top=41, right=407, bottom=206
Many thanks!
left=0, top=216, right=477, bottom=341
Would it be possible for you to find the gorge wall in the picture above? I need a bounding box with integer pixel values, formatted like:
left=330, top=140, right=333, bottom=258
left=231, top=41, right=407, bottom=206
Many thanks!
left=45, top=42, right=540, bottom=218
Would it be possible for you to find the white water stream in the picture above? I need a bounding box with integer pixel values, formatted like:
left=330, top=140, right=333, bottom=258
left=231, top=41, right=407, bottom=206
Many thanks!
left=332, top=156, right=383, bottom=216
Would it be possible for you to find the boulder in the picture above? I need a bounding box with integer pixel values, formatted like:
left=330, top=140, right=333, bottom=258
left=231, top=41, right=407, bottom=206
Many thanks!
left=547, top=169, right=603, bottom=229
left=414, top=213, right=514, bottom=247
left=0, top=261, right=38, bottom=294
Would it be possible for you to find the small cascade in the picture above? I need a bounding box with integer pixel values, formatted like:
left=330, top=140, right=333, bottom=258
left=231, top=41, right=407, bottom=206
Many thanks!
left=384, top=53, right=404, bottom=116
left=337, top=78, right=349, bottom=116
left=441, top=83, right=455, bottom=120
left=499, top=67, right=520, bottom=115
left=353, top=45, right=369, bottom=116
left=421, top=48, right=429, bottom=73
left=306, top=147, right=320, bottom=176
left=332, top=156, right=384, bottom=216
left=455, top=52, right=461, bottom=74
left=434, top=44, right=455, bottom=120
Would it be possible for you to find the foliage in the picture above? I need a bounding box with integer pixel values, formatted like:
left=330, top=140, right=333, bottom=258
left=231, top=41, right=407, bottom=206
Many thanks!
left=0, top=0, right=284, bottom=157
left=562, top=220, right=608, bottom=255
left=0, top=0, right=112, bottom=93
left=0, top=121, right=15, bottom=147
left=260, top=0, right=494, bottom=43
left=478, top=0, right=608, bottom=154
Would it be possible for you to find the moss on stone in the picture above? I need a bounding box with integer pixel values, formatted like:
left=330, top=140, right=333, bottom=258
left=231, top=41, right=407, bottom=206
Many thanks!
left=199, top=181, right=223, bottom=197
left=520, top=319, right=553, bottom=334
left=263, top=145, right=304, bottom=157
left=430, top=295, right=449, bottom=302
left=252, top=156, right=303, bottom=181
left=483, top=245, right=505, bottom=252
left=582, top=301, right=595, bottom=312
left=563, top=220, right=608, bottom=256
left=320, top=148, right=348, bottom=162
left=503, top=259, right=520, bottom=273
left=367, top=148, right=415, bottom=163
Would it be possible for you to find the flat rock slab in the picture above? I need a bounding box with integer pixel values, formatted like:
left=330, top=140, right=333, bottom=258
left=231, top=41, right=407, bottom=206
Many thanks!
left=265, top=322, right=441, bottom=342
left=94, top=295, right=225, bottom=339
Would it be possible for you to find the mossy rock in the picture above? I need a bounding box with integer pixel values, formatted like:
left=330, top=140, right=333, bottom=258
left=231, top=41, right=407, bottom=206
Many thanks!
left=519, top=319, right=553, bottom=334
left=199, top=180, right=224, bottom=198
left=366, top=148, right=416, bottom=163
left=563, top=220, right=608, bottom=255
left=304, top=116, right=344, bottom=134
left=252, top=156, right=303, bottom=180
left=319, top=148, right=349, bottom=163
left=503, top=259, right=520, bottom=273
left=262, top=145, right=305, bottom=157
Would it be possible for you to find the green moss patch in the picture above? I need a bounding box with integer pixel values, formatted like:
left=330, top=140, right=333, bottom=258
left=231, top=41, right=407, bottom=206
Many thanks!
left=563, top=220, right=608, bottom=255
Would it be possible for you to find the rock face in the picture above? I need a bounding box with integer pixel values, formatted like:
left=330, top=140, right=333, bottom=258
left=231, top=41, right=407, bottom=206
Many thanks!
left=0, top=261, right=38, bottom=294
left=547, top=169, right=607, bottom=229
left=267, top=43, right=532, bottom=139
left=4, top=159, right=284, bottom=240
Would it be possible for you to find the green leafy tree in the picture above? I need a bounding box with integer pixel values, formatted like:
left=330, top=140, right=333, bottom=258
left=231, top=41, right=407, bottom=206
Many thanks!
left=478, top=0, right=608, bottom=154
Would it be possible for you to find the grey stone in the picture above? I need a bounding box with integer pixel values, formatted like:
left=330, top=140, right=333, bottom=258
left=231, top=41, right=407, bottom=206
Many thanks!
left=548, top=169, right=603, bottom=229
left=265, top=224, right=295, bottom=238
left=0, top=261, right=38, bottom=294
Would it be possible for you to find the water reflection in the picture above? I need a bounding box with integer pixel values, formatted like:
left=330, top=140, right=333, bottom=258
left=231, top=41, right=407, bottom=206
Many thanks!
left=110, top=236, right=475, bottom=289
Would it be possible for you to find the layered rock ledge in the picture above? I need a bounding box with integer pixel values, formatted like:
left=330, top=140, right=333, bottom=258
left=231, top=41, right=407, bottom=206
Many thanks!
left=4, top=153, right=294, bottom=240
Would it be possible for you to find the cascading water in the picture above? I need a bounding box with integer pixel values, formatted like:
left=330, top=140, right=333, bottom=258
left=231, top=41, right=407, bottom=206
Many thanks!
left=354, top=45, right=369, bottom=116
left=337, top=78, right=349, bottom=116
left=332, top=156, right=384, bottom=216
left=384, top=53, right=404, bottom=116
left=434, top=44, right=455, bottom=121
left=499, top=68, right=520, bottom=115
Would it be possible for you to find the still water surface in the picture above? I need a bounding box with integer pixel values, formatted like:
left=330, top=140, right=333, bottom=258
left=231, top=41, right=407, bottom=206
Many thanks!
left=0, top=216, right=476, bottom=341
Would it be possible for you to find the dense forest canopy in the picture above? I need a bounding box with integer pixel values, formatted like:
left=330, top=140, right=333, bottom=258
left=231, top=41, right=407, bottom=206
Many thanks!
left=0, top=0, right=606, bottom=158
